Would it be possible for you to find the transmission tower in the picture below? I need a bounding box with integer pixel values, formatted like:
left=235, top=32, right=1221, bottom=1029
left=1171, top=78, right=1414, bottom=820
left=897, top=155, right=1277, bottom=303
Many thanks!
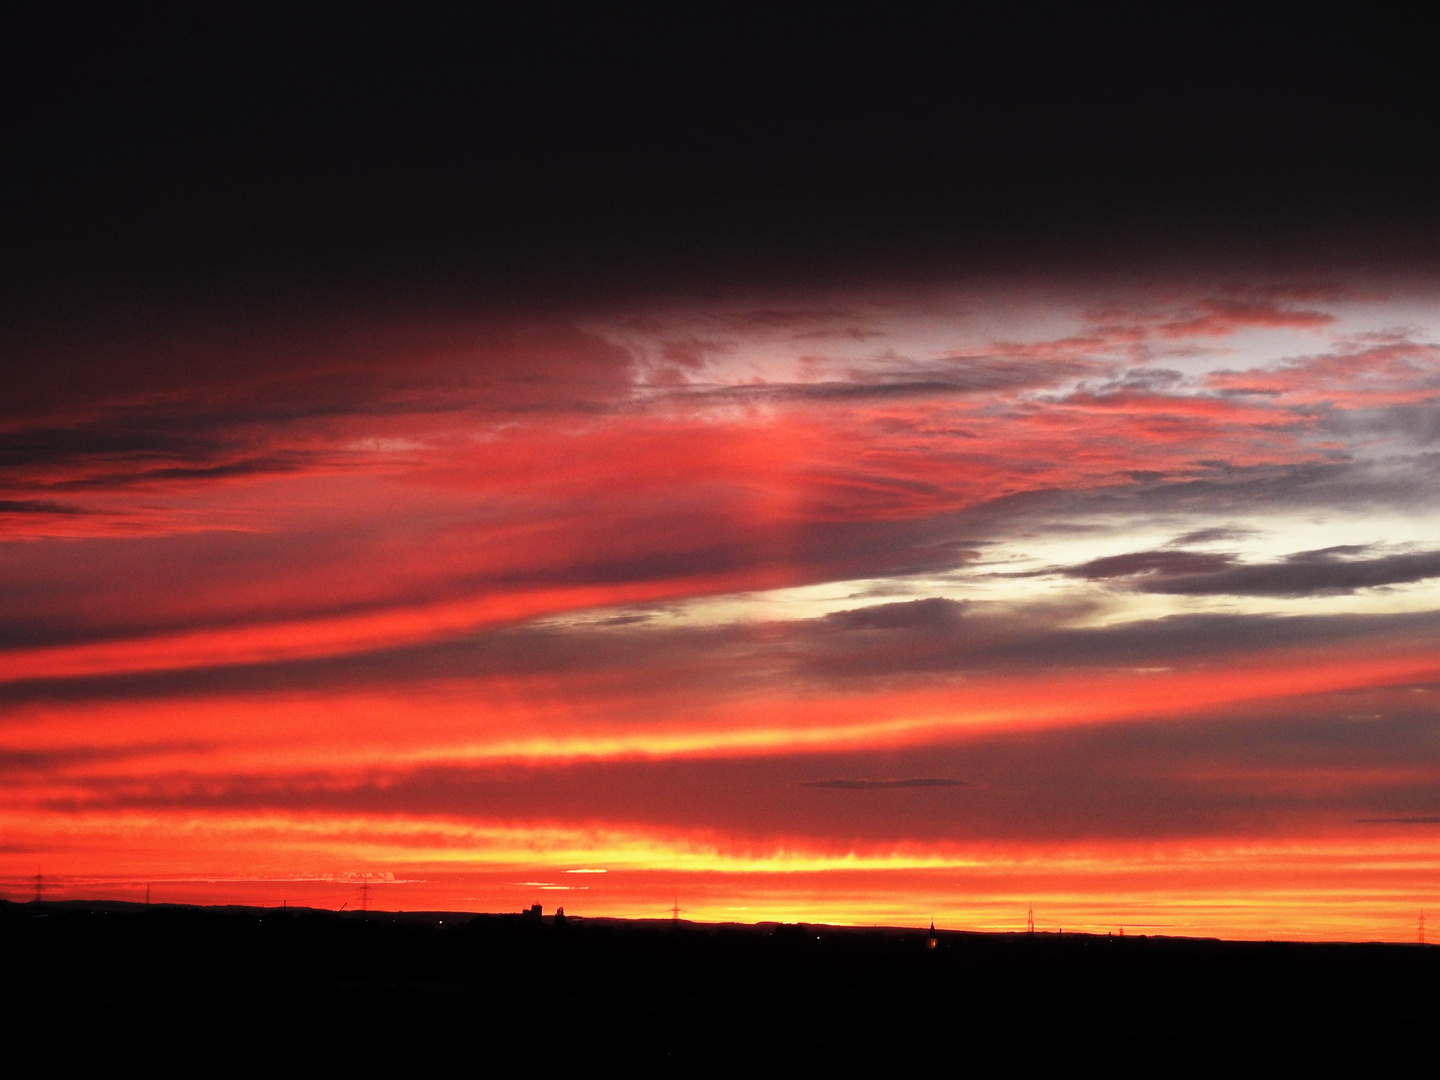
left=33, top=869, right=43, bottom=904
left=671, top=896, right=681, bottom=929
left=1026, top=902, right=1034, bottom=934
left=360, top=880, right=371, bottom=912
left=1420, top=909, right=1426, bottom=945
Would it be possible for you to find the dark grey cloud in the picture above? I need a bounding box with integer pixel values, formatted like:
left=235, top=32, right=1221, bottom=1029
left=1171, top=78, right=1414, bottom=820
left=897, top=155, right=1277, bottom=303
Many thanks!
left=1090, top=367, right=1187, bottom=394
left=1172, top=527, right=1255, bottom=545
left=8, top=596, right=1440, bottom=717
left=1053, top=458, right=1440, bottom=519
left=0, top=318, right=636, bottom=497
left=1064, top=549, right=1236, bottom=580
left=823, top=597, right=966, bottom=631
left=1321, top=403, right=1440, bottom=449
left=1285, top=544, right=1373, bottom=561
left=792, top=604, right=1440, bottom=682
left=0, top=409, right=365, bottom=497
left=0, top=508, right=983, bottom=667
left=0, top=499, right=87, bottom=515
left=1053, top=538, right=1440, bottom=598
left=1142, top=547, right=1440, bottom=597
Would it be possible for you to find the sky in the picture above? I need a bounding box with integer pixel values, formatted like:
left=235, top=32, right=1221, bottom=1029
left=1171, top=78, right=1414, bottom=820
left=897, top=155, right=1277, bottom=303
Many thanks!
left=3, top=7, right=1439, bottom=939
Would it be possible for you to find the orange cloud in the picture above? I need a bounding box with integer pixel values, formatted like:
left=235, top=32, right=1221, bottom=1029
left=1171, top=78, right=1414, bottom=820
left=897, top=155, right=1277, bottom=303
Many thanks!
left=4, top=282, right=1440, bottom=938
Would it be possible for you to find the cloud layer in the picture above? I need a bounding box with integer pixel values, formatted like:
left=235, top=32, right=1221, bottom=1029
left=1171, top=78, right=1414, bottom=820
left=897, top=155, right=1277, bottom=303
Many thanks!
left=3, top=277, right=1440, bottom=938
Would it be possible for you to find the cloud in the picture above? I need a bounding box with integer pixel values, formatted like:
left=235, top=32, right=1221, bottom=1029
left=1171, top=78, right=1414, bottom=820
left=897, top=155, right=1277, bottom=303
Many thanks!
left=27, top=703, right=1440, bottom=845
left=1080, top=295, right=1338, bottom=345
left=1321, top=402, right=1440, bottom=451
left=1064, top=549, right=1236, bottom=580
left=1172, top=526, right=1255, bottom=545
left=1207, top=335, right=1440, bottom=407
left=1136, top=547, right=1440, bottom=597
left=1354, top=816, right=1440, bottom=825
left=1055, top=458, right=1440, bottom=521
left=0, top=739, right=217, bottom=779
left=658, top=336, right=731, bottom=369
left=638, top=354, right=1095, bottom=408
left=1151, top=297, right=1336, bottom=337
left=4, top=278, right=1440, bottom=913
left=7, top=579, right=1440, bottom=713
left=823, top=597, right=967, bottom=631
left=0, top=314, right=635, bottom=523
left=1055, top=542, right=1440, bottom=598
left=801, top=778, right=966, bottom=789
left=0, top=499, right=88, bottom=515
left=790, top=604, right=1440, bottom=683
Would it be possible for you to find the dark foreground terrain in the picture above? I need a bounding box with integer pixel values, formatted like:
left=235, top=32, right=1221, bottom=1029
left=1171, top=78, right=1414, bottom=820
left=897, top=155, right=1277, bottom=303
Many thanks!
left=3, top=899, right=1437, bottom=1068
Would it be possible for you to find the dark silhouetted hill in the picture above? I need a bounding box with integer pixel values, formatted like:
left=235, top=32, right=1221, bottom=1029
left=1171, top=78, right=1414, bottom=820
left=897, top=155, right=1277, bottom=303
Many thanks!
left=3, top=898, right=1437, bottom=1067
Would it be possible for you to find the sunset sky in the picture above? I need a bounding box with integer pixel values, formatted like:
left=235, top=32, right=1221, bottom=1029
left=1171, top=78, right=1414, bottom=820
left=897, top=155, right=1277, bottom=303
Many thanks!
left=3, top=7, right=1439, bottom=939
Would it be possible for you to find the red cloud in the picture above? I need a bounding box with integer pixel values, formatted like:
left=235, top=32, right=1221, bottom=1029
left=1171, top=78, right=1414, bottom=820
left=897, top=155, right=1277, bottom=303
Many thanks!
left=1207, top=337, right=1440, bottom=406
left=4, top=282, right=1439, bottom=934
